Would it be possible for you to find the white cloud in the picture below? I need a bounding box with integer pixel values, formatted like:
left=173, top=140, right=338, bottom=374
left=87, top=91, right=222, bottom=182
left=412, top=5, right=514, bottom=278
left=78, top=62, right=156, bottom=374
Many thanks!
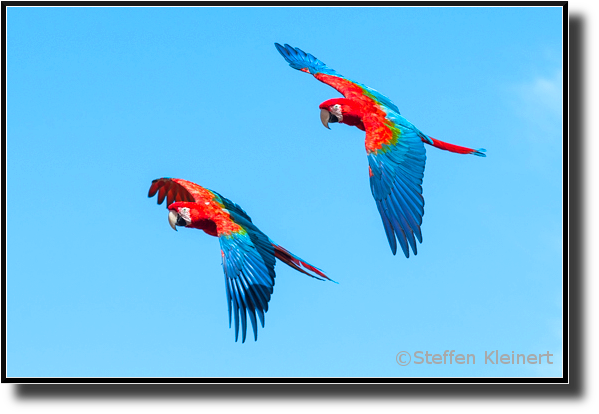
left=510, top=69, right=564, bottom=167
left=516, top=69, right=563, bottom=135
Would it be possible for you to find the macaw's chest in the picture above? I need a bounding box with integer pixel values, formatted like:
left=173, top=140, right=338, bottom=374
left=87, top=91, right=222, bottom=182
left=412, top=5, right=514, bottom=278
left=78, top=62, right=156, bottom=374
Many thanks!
left=363, top=114, right=396, bottom=154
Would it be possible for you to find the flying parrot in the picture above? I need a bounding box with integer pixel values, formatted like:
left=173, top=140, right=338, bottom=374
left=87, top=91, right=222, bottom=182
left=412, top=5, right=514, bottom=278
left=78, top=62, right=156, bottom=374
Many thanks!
left=275, top=43, right=486, bottom=258
left=148, top=178, right=335, bottom=343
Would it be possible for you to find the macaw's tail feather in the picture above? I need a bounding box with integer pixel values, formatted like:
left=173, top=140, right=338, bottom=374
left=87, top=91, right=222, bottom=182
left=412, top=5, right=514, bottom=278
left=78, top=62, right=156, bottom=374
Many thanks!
left=424, top=136, right=487, bottom=157
left=272, top=244, right=337, bottom=283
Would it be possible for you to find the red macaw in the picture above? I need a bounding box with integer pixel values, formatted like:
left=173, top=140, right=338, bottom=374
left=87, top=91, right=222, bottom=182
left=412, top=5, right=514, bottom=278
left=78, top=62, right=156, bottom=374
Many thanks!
left=275, top=43, right=486, bottom=258
left=148, top=178, right=335, bottom=343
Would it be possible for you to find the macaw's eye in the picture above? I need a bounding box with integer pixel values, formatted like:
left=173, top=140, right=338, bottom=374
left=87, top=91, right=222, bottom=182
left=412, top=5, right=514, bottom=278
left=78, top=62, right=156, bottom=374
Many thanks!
left=176, top=215, right=188, bottom=226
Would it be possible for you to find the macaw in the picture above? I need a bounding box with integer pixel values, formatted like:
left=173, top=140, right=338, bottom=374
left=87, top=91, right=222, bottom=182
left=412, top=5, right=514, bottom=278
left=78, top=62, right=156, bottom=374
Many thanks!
left=275, top=43, right=486, bottom=258
left=148, top=177, right=335, bottom=343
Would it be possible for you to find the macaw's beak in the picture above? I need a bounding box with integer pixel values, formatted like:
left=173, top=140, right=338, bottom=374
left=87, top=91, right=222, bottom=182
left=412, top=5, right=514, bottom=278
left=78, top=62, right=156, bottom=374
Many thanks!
left=320, top=108, right=339, bottom=129
left=168, top=210, right=179, bottom=231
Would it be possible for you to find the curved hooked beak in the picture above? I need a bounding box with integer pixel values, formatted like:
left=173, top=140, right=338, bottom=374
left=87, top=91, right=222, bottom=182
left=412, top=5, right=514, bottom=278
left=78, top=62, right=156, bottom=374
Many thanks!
left=320, top=108, right=339, bottom=130
left=168, top=210, right=179, bottom=231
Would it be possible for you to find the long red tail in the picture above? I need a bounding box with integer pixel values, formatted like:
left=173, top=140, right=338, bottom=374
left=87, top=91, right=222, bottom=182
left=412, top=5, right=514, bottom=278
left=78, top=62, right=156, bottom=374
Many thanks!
left=273, top=244, right=336, bottom=283
left=423, top=136, right=486, bottom=157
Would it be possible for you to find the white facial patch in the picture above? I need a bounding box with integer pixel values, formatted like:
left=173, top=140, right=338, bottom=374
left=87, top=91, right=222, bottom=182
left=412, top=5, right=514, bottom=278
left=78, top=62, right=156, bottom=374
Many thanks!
left=331, top=104, right=343, bottom=122
left=178, top=207, right=191, bottom=223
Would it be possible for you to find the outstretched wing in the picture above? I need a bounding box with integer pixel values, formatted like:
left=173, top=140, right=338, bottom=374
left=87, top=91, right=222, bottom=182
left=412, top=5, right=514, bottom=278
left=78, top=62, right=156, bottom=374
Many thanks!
left=366, top=108, right=427, bottom=258
left=219, top=218, right=277, bottom=343
left=148, top=177, right=215, bottom=206
left=275, top=42, right=401, bottom=114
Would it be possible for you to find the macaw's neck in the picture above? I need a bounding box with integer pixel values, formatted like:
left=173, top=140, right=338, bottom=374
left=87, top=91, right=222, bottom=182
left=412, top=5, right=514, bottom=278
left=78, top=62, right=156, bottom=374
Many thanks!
left=191, top=219, right=218, bottom=236
left=192, top=216, right=244, bottom=237
left=320, top=98, right=366, bottom=131
left=190, top=209, right=244, bottom=238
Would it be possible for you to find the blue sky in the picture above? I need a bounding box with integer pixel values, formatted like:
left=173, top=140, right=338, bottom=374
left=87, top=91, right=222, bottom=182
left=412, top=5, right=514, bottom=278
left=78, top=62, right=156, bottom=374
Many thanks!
left=7, top=6, right=563, bottom=378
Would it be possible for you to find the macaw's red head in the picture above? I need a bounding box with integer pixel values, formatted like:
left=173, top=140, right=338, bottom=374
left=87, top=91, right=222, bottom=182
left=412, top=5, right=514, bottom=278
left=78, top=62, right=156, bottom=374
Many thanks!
left=167, top=202, right=218, bottom=236
left=319, top=98, right=365, bottom=131
left=167, top=202, right=193, bottom=231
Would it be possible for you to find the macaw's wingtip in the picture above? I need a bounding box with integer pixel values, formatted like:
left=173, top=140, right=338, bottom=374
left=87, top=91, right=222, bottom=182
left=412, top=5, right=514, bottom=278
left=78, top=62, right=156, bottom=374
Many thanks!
left=274, top=42, right=287, bottom=53
left=473, top=148, right=487, bottom=157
